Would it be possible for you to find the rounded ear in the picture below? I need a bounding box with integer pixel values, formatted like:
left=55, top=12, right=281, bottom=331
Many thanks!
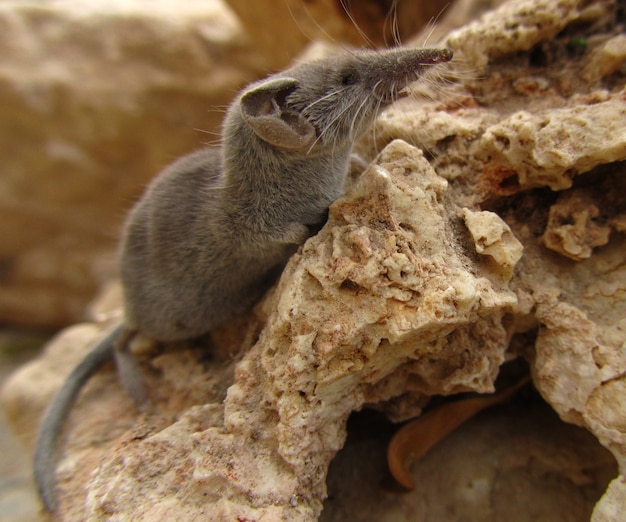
left=240, top=77, right=316, bottom=151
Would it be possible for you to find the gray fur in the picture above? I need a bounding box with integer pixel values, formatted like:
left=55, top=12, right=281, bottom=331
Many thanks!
left=34, top=324, right=123, bottom=511
left=34, top=46, right=452, bottom=511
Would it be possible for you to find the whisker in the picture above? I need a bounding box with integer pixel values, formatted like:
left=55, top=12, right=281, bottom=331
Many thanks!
left=349, top=90, right=373, bottom=142
left=372, top=96, right=384, bottom=154
left=339, top=0, right=375, bottom=48
left=383, top=0, right=402, bottom=48
left=307, top=94, right=361, bottom=154
left=301, top=88, right=345, bottom=115
left=419, top=4, right=450, bottom=48
left=284, top=0, right=320, bottom=47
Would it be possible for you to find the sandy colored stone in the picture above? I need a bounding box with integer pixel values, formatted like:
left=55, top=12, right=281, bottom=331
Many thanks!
left=75, top=140, right=518, bottom=520
left=461, top=208, right=524, bottom=280
left=583, top=34, right=626, bottom=81
left=1, top=323, right=113, bottom=451
left=479, top=97, right=626, bottom=191
left=446, top=0, right=589, bottom=69
left=542, top=189, right=611, bottom=260
left=2, top=0, right=626, bottom=520
left=593, top=477, right=626, bottom=522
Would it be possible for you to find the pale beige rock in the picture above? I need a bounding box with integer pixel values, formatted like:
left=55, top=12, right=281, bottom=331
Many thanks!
left=77, top=139, right=518, bottom=520
left=593, top=478, right=626, bottom=522
left=542, top=189, right=612, bottom=260
left=461, top=208, right=524, bottom=281
left=583, top=34, right=626, bottom=82
left=1, top=310, right=247, bottom=521
left=479, top=97, right=626, bottom=190
left=2, top=323, right=109, bottom=449
left=446, top=0, right=594, bottom=69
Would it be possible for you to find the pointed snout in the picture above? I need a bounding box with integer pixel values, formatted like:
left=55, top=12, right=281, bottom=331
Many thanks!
left=377, top=46, right=453, bottom=70
left=412, top=47, right=453, bottom=65
left=365, top=47, right=453, bottom=101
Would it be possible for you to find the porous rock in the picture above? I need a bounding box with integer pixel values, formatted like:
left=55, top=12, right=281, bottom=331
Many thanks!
left=2, top=139, right=522, bottom=520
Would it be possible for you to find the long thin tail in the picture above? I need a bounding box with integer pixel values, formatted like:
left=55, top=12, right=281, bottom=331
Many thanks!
left=34, top=322, right=123, bottom=512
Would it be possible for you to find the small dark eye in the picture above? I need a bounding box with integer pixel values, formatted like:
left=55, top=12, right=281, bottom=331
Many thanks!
left=339, top=69, right=359, bottom=86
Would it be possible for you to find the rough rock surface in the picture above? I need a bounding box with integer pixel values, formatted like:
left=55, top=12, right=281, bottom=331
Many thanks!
left=2, top=0, right=626, bottom=520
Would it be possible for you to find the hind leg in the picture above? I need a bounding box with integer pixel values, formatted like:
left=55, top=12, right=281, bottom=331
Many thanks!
left=114, top=328, right=151, bottom=407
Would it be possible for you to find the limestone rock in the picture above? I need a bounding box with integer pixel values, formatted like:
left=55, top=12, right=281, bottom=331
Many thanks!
left=541, top=187, right=613, bottom=260
left=461, top=208, right=524, bottom=281
left=2, top=0, right=626, bottom=520
left=592, top=478, right=626, bottom=522
left=479, top=97, right=626, bottom=191
left=583, top=34, right=626, bottom=82
left=446, top=0, right=593, bottom=69
left=4, top=139, right=521, bottom=520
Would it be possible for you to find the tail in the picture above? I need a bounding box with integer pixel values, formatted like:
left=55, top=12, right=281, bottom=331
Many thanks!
left=34, top=323, right=123, bottom=512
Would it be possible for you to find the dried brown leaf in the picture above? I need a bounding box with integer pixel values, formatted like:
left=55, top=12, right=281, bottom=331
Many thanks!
left=387, top=375, right=531, bottom=490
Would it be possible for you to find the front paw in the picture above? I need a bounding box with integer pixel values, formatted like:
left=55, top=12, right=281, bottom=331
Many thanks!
left=279, top=223, right=311, bottom=244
